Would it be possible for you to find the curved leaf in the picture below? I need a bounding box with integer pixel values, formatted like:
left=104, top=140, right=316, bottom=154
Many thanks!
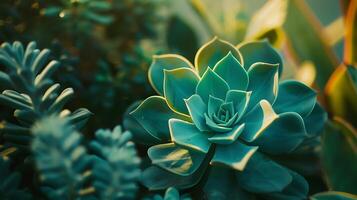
left=196, top=68, right=229, bottom=103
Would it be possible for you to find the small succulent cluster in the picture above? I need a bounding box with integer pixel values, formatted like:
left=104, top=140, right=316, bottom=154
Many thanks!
left=127, top=37, right=327, bottom=198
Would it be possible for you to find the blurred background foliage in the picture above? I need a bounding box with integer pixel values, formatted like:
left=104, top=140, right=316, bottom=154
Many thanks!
left=0, top=0, right=356, bottom=199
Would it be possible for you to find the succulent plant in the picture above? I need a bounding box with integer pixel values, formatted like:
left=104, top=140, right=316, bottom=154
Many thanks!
left=143, top=187, right=192, bottom=200
left=127, top=37, right=327, bottom=198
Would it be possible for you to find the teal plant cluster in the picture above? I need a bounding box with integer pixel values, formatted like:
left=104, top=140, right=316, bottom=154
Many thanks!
left=127, top=37, right=327, bottom=198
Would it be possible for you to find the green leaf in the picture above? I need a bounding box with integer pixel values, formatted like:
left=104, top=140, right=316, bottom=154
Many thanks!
left=344, top=1, right=357, bottom=65
left=185, top=94, right=209, bottom=131
left=130, top=96, right=190, bottom=142
left=265, top=168, right=308, bottom=200
left=149, top=54, right=194, bottom=95
left=274, top=80, right=317, bottom=117
left=211, top=141, right=258, bottom=171
left=169, top=119, right=211, bottom=153
left=164, top=68, right=199, bottom=115
left=252, top=112, right=307, bottom=155
left=204, top=166, right=253, bottom=200
left=321, top=118, right=357, bottom=194
left=225, top=90, right=251, bottom=120
left=196, top=68, right=229, bottom=103
left=238, top=40, right=283, bottom=75
left=208, top=124, right=245, bottom=144
left=247, top=62, right=279, bottom=110
left=303, top=103, right=327, bottom=136
left=240, top=100, right=278, bottom=142
left=311, top=191, right=357, bottom=200
left=325, top=64, right=357, bottom=126
left=213, top=52, right=248, bottom=90
left=148, top=143, right=203, bottom=176
left=204, top=113, right=232, bottom=133
left=194, top=37, right=242, bottom=76
left=236, top=152, right=293, bottom=193
left=207, top=95, right=224, bottom=117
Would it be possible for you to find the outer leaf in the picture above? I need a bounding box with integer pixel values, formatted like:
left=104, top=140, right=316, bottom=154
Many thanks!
left=252, top=112, right=307, bottom=155
left=238, top=40, right=283, bottom=75
left=240, top=100, right=278, bottom=142
left=247, top=62, right=279, bottom=109
left=274, top=80, right=317, bottom=117
left=196, top=68, right=229, bottom=103
left=303, top=103, right=327, bottom=136
left=148, top=143, right=194, bottom=176
left=325, top=64, right=357, bottom=126
left=211, top=141, right=258, bottom=171
left=169, top=119, right=211, bottom=153
left=164, top=68, right=199, bottom=114
left=194, top=37, right=243, bottom=76
left=130, top=96, right=190, bottom=142
left=321, top=118, right=357, bottom=194
left=185, top=94, right=209, bottom=131
left=149, top=54, right=194, bottom=95
left=236, top=152, right=293, bottom=193
left=213, top=52, right=248, bottom=90
left=311, top=191, right=357, bottom=200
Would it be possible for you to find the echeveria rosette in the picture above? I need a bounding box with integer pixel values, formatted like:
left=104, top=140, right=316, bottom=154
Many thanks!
left=128, top=37, right=327, bottom=198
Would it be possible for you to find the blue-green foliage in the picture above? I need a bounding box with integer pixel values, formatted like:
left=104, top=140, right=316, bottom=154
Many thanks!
left=0, top=41, right=91, bottom=147
left=0, top=157, right=32, bottom=200
left=89, top=126, right=141, bottom=200
left=31, top=115, right=141, bottom=200
left=31, top=116, right=91, bottom=199
left=143, top=187, right=192, bottom=200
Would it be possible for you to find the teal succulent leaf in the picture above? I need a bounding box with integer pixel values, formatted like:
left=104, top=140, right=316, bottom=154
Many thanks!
left=194, top=37, right=243, bottom=76
left=164, top=68, right=199, bottom=114
left=144, top=187, right=192, bottom=200
left=126, top=37, right=327, bottom=197
left=89, top=126, right=141, bottom=200
left=238, top=40, right=283, bottom=75
left=130, top=96, right=190, bottom=142
left=149, top=54, right=194, bottom=95
left=236, top=152, right=293, bottom=193
left=148, top=143, right=205, bottom=176
left=246, top=62, right=279, bottom=109
left=169, top=119, right=211, bottom=153
left=211, top=141, right=258, bottom=171
left=213, top=52, right=248, bottom=90
left=273, top=80, right=317, bottom=117
left=196, top=68, right=230, bottom=103
left=251, top=112, right=307, bottom=155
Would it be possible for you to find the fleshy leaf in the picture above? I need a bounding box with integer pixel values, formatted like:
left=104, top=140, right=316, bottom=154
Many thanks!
left=208, top=124, right=245, bottom=144
left=321, top=118, right=357, bottom=194
left=148, top=143, right=204, bottom=176
left=169, top=119, right=211, bottom=153
left=205, top=113, right=232, bottom=133
left=211, top=141, right=258, bottom=171
left=149, top=54, right=194, bottom=95
left=196, top=68, right=229, bottom=103
left=208, top=95, right=224, bottom=117
left=185, top=94, right=209, bottom=131
left=273, top=80, right=317, bottom=117
left=240, top=100, right=278, bottom=142
left=247, top=62, right=279, bottom=109
left=265, top=168, right=308, bottom=200
left=236, top=152, right=293, bottom=193
left=195, top=37, right=243, bottom=76
left=130, top=96, right=189, bottom=142
left=251, top=112, right=307, bottom=155
left=213, top=52, right=248, bottom=90
left=311, top=191, right=357, bottom=200
left=225, top=90, right=251, bottom=120
left=164, top=68, right=199, bottom=114
left=238, top=40, right=283, bottom=75
left=303, top=103, right=327, bottom=136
